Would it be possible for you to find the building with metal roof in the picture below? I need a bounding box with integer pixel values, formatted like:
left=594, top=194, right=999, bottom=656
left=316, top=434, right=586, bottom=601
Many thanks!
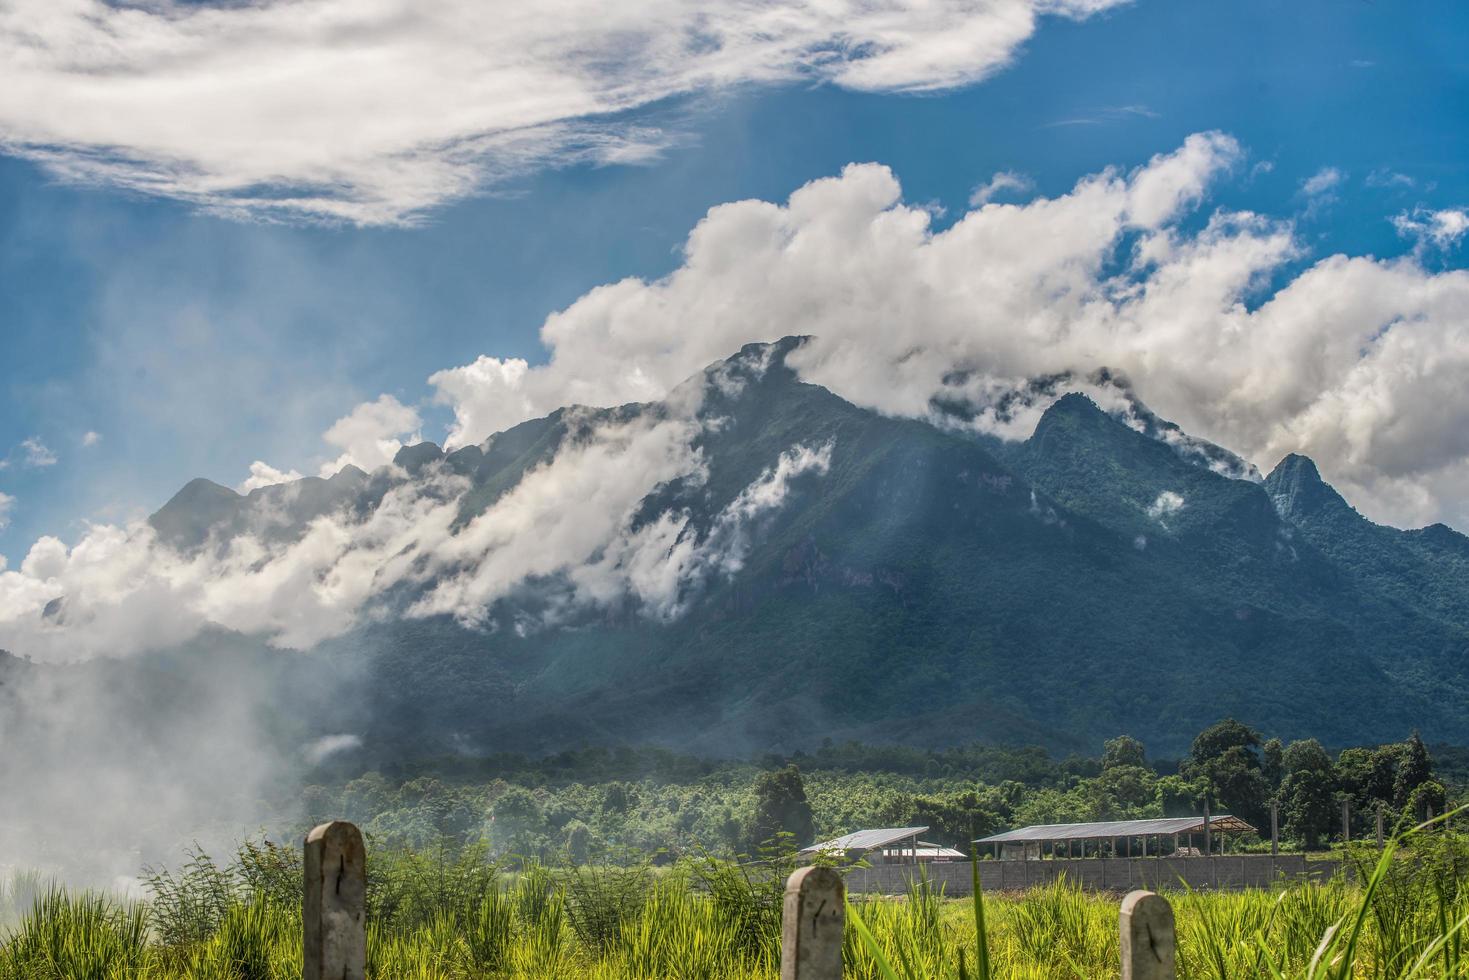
left=800, top=827, right=934, bottom=864
left=975, top=814, right=1256, bottom=861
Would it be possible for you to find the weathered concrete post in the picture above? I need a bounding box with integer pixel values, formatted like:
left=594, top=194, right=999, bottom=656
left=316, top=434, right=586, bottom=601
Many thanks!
left=304, top=821, right=366, bottom=980
left=1342, top=799, right=1351, bottom=843
left=1121, top=890, right=1176, bottom=980
left=1376, top=806, right=1385, bottom=848
left=1270, top=801, right=1279, bottom=857
left=781, top=867, right=844, bottom=980
left=1203, top=800, right=1212, bottom=857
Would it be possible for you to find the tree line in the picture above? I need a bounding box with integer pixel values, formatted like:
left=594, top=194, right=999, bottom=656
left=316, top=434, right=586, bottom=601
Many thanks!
left=299, top=721, right=1450, bottom=864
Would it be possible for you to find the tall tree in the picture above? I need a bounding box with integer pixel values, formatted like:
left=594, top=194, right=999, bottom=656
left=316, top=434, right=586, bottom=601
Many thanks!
left=1262, top=738, right=1284, bottom=792
left=1102, top=735, right=1147, bottom=771
left=750, top=764, right=815, bottom=850
left=1393, top=732, right=1433, bottom=810
left=1185, top=719, right=1269, bottom=827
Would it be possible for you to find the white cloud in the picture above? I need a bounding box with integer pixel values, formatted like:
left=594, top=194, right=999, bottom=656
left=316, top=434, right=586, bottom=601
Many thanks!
left=421, top=132, right=1469, bottom=531
left=20, top=437, right=58, bottom=468
left=1366, top=169, right=1414, bottom=190
left=238, top=461, right=305, bottom=494
left=0, top=491, right=13, bottom=531
left=303, top=733, right=363, bottom=765
left=317, top=394, right=422, bottom=477
left=1146, top=490, right=1185, bottom=521
left=1393, top=207, right=1469, bottom=253
left=0, top=0, right=1127, bottom=225
left=572, top=439, right=834, bottom=619
left=11, top=132, right=1469, bottom=664
left=0, top=380, right=845, bottom=661
left=969, top=171, right=1034, bottom=207
left=81, top=431, right=102, bottom=448
left=1302, top=167, right=1345, bottom=197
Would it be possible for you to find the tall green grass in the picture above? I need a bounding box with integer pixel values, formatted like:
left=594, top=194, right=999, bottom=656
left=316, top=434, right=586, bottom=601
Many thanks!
left=7, top=822, right=1469, bottom=978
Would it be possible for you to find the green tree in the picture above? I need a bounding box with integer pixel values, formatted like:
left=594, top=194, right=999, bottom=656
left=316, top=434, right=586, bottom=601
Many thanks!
left=1094, top=765, right=1159, bottom=818
left=1102, top=735, right=1147, bottom=771
left=1337, top=745, right=1395, bottom=812
left=1184, top=719, right=1269, bottom=827
left=1262, top=738, right=1284, bottom=792
left=564, top=820, right=592, bottom=865
left=1404, top=779, right=1447, bottom=825
left=1190, top=718, right=1262, bottom=765
left=1277, top=739, right=1338, bottom=849
left=1279, top=767, right=1337, bottom=848
left=749, top=765, right=814, bottom=849
left=1394, top=732, right=1434, bottom=809
left=489, top=786, right=550, bottom=861
left=1282, top=738, right=1333, bottom=776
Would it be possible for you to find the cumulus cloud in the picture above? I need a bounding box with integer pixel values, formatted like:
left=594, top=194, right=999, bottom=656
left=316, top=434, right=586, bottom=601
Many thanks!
left=969, top=170, right=1034, bottom=206
left=0, top=0, right=1127, bottom=225
left=416, top=132, right=1469, bottom=531
left=9, top=130, right=1469, bottom=667
left=238, top=461, right=305, bottom=494
left=1394, top=207, right=1469, bottom=253
left=317, top=395, right=422, bottom=477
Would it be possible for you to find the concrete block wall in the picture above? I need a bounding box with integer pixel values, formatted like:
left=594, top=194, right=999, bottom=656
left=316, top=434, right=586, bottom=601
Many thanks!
left=844, top=855, right=1344, bottom=896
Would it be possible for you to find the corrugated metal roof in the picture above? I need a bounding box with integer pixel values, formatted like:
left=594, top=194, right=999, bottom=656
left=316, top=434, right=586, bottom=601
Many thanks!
left=800, top=826, right=929, bottom=854
left=975, top=815, right=1255, bottom=843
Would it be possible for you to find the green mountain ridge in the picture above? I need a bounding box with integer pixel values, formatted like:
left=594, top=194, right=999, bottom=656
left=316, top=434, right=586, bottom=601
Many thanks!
left=48, top=339, right=1469, bottom=757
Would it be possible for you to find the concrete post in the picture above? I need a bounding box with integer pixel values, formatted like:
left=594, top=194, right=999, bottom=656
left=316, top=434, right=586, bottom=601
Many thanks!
left=1342, top=799, right=1351, bottom=844
left=782, top=867, right=844, bottom=980
left=304, top=821, right=366, bottom=980
left=1376, top=806, right=1385, bottom=848
left=1120, top=890, right=1176, bottom=980
left=1270, top=801, right=1279, bottom=857
left=1203, top=800, right=1212, bottom=857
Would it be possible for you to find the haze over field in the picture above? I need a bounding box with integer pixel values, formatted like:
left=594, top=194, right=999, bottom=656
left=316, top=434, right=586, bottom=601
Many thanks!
left=1, top=0, right=1468, bottom=880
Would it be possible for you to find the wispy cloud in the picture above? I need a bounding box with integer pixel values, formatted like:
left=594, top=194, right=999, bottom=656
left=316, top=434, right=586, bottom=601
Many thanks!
left=0, top=0, right=1127, bottom=226
left=1393, top=206, right=1469, bottom=253
left=0, top=491, right=13, bottom=531
left=1043, top=104, right=1159, bottom=128
left=1366, top=168, right=1414, bottom=190
left=969, top=170, right=1035, bottom=206
left=1301, top=167, right=1346, bottom=197
left=81, top=431, right=102, bottom=448
left=6, top=437, right=59, bottom=469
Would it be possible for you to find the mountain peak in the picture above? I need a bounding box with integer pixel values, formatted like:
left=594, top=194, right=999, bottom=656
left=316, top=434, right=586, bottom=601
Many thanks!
left=150, top=478, right=245, bottom=551
left=1264, top=453, right=1350, bottom=521
left=394, top=441, right=444, bottom=473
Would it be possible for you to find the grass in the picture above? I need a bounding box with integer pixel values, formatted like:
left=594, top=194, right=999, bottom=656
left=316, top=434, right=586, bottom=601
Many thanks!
left=6, top=823, right=1469, bottom=978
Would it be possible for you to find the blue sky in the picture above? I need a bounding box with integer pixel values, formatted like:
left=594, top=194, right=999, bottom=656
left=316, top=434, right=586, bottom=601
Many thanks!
left=1, top=0, right=1467, bottom=556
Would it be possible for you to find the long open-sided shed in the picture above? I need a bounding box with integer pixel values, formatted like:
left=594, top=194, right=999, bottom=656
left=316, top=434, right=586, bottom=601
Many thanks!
left=975, top=814, right=1256, bottom=861
left=799, top=827, right=932, bottom=865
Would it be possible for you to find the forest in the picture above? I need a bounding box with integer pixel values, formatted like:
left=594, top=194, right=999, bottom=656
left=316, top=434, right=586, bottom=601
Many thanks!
left=295, top=720, right=1458, bottom=864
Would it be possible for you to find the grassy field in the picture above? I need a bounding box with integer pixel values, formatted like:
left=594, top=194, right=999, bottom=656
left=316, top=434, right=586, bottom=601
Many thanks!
left=3, top=831, right=1469, bottom=979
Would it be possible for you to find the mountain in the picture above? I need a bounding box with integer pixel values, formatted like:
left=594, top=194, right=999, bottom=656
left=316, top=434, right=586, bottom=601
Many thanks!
left=118, top=338, right=1469, bottom=757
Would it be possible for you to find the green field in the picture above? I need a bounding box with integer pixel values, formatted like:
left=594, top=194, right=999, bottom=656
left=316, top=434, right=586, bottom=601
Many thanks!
left=4, top=827, right=1469, bottom=980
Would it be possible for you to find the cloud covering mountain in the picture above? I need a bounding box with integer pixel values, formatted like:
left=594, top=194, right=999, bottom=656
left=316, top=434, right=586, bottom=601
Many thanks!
left=6, top=133, right=1469, bottom=670
left=424, top=133, right=1469, bottom=531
